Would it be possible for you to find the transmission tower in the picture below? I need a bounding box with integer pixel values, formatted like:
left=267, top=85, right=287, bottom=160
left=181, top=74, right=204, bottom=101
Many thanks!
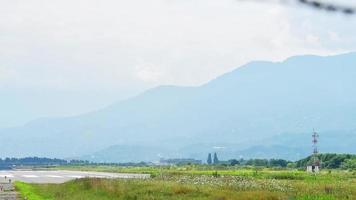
left=312, top=129, right=320, bottom=166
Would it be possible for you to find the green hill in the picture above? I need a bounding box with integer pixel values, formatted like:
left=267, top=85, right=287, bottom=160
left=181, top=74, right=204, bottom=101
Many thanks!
left=296, top=153, right=356, bottom=169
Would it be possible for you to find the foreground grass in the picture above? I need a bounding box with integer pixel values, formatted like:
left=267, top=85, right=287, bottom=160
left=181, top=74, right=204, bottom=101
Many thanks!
left=16, top=178, right=288, bottom=200
left=16, top=168, right=356, bottom=200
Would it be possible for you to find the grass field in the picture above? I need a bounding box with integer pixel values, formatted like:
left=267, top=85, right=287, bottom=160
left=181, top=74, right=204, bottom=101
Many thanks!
left=15, top=166, right=356, bottom=200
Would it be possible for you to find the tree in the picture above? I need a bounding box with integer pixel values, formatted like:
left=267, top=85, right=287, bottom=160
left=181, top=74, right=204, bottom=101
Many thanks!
left=295, top=153, right=356, bottom=169
left=246, top=159, right=268, bottom=167
left=287, top=162, right=296, bottom=168
left=207, top=153, right=212, bottom=165
left=229, top=159, right=240, bottom=166
left=341, top=159, right=356, bottom=170
left=269, top=159, right=288, bottom=167
left=213, top=152, right=219, bottom=164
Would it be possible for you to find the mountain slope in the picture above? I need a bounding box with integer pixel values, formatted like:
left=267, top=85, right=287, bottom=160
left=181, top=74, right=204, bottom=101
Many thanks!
left=1, top=52, right=356, bottom=161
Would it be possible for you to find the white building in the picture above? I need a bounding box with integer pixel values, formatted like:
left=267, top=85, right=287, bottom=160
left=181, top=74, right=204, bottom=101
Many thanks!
left=306, top=165, right=320, bottom=173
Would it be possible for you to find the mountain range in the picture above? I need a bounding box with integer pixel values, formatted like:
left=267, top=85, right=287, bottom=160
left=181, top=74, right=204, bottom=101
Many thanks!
left=1, top=52, right=356, bottom=162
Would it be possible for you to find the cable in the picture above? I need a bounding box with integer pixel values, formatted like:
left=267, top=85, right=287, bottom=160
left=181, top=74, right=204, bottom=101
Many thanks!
left=297, top=0, right=355, bottom=14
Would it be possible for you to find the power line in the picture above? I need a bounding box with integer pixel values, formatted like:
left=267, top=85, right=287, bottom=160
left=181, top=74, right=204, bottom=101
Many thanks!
left=298, top=0, right=355, bottom=14
left=237, top=0, right=356, bottom=15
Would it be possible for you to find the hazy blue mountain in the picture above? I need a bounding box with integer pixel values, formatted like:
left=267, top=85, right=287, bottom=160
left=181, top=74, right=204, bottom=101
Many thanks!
left=80, top=130, right=356, bottom=162
left=0, top=89, right=138, bottom=128
left=1, top=52, right=356, bottom=162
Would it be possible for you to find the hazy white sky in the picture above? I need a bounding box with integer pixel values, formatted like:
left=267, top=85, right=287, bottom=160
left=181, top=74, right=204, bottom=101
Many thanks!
left=1, top=0, right=356, bottom=126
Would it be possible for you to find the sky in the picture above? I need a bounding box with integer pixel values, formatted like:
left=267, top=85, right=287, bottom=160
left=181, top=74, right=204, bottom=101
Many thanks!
left=1, top=0, right=356, bottom=127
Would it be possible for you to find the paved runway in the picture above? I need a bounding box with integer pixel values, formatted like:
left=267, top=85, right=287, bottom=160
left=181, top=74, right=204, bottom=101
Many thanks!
left=0, top=170, right=150, bottom=183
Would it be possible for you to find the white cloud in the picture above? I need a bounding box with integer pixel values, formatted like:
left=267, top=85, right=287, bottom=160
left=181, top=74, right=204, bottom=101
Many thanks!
left=328, top=31, right=341, bottom=42
left=305, top=34, right=321, bottom=46
left=0, top=0, right=356, bottom=125
left=1, top=0, right=355, bottom=92
left=0, top=66, right=17, bottom=82
left=135, top=62, right=165, bottom=83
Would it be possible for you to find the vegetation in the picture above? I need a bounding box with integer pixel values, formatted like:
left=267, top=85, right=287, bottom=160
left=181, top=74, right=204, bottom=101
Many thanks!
left=12, top=153, right=356, bottom=199
left=295, top=154, right=356, bottom=169
left=0, top=157, right=70, bottom=169
left=207, top=153, right=212, bottom=165
left=213, top=153, right=219, bottom=164
left=4, top=153, right=355, bottom=171
left=47, top=154, right=356, bottom=178
left=15, top=168, right=356, bottom=200
left=341, top=158, right=356, bottom=170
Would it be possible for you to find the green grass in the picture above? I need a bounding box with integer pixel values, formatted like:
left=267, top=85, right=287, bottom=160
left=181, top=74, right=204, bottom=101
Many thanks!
left=15, top=182, right=48, bottom=200
left=16, top=167, right=356, bottom=200
left=16, top=178, right=288, bottom=200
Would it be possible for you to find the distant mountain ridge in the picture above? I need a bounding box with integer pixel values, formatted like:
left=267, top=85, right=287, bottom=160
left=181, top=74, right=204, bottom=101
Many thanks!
left=1, top=52, right=356, bottom=162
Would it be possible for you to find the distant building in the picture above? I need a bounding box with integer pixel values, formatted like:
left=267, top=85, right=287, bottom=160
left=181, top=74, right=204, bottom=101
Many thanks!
left=306, top=165, right=319, bottom=173
left=159, top=158, right=202, bottom=165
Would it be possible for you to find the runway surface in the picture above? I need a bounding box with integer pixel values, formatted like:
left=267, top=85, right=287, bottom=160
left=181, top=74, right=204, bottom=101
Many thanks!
left=0, top=170, right=150, bottom=183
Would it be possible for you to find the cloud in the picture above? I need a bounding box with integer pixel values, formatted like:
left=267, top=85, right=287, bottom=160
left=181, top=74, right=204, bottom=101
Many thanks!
left=0, top=66, right=15, bottom=80
left=1, top=0, right=355, bottom=92
left=305, top=34, right=321, bottom=46
left=0, top=0, right=356, bottom=125
left=135, top=62, right=165, bottom=83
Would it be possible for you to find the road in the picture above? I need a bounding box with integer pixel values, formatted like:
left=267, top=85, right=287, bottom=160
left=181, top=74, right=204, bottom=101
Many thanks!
left=0, top=170, right=150, bottom=184
left=0, top=181, right=17, bottom=200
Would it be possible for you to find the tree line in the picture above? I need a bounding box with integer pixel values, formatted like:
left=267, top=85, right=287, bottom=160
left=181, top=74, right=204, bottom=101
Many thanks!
left=211, top=153, right=356, bottom=170
left=2, top=153, right=356, bottom=170
left=295, top=153, right=356, bottom=169
left=0, top=157, right=88, bottom=169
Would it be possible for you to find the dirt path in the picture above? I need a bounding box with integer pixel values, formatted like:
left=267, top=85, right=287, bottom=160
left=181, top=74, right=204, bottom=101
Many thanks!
left=0, top=181, right=19, bottom=200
